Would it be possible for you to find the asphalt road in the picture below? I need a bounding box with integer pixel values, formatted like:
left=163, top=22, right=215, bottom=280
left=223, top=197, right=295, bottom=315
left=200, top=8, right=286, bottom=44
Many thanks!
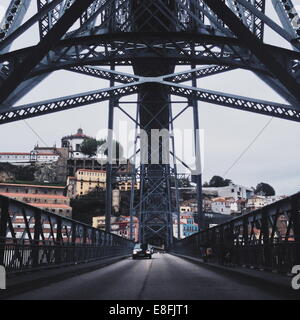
left=7, top=254, right=296, bottom=300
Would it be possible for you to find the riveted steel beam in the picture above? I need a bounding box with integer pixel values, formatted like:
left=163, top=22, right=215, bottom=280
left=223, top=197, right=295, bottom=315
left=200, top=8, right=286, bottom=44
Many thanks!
left=0, top=0, right=96, bottom=104
left=202, top=0, right=300, bottom=103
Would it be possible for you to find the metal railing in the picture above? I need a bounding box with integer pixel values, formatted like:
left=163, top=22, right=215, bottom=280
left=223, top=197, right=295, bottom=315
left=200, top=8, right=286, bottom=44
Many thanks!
left=0, top=196, right=133, bottom=273
left=172, top=192, right=300, bottom=274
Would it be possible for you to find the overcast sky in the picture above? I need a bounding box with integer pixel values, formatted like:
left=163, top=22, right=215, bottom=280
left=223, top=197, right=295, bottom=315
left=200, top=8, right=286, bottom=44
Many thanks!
left=0, top=0, right=299, bottom=196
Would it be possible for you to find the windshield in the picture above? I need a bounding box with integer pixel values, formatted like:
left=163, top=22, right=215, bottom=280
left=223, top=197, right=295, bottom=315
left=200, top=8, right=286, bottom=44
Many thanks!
left=134, top=243, right=150, bottom=250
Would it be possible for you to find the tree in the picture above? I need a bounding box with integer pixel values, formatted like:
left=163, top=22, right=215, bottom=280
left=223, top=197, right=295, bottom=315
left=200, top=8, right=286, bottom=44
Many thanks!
left=80, top=138, right=99, bottom=157
left=171, top=176, right=191, bottom=188
left=80, top=138, right=124, bottom=159
left=98, top=139, right=124, bottom=160
left=207, top=175, right=232, bottom=187
left=255, top=183, right=275, bottom=196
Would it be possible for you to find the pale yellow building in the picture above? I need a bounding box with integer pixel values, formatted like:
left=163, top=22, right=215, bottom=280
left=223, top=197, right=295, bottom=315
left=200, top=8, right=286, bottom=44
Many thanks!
left=118, top=180, right=140, bottom=191
left=74, top=169, right=106, bottom=196
left=67, top=169, right=140, bottom=198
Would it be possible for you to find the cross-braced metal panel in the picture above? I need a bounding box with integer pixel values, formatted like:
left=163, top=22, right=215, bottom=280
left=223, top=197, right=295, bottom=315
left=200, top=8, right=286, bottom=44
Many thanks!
left=0, top=196, right=133, bottom=273
left=172, top=192, right=300, bottom=273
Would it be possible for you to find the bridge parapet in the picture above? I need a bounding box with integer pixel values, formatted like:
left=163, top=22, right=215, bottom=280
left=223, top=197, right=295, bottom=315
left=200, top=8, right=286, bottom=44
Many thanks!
left=172, top=192, right=300, bottom=274
left=0, top=195, right=133, bottom=274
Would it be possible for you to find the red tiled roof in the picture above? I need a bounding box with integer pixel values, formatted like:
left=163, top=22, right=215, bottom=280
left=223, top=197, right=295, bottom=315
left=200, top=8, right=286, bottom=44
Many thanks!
left=0, top=183, right=65, bottom=189
left=28, top=203, right=72, bottom=209
left=0, top=192, right=68, bottom=200
left=62, top=129, right=92, bottom=140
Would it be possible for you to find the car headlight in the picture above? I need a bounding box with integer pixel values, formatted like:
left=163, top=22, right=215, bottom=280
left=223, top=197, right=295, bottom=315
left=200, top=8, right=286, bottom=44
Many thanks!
left=146, top=250, right=151, bottom=254
left=133, top=250, right=138, bottom=254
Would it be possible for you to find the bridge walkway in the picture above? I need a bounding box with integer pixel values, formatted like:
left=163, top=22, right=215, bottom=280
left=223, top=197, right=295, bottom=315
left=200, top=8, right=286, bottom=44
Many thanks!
left=3, top=253, right=298, bottom=300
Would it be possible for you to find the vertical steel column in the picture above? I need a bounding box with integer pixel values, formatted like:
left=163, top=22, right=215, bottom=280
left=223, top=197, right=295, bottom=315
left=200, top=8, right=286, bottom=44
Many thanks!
left=138, top=164, right=145, bottom=243
left=169, top=105, right=181, bottom=239
left=261, top=207, right=271, bottom=269
left=55, top=216, right=62, bottom=265
left=71, top=221, right=77, bottom=262
left=166, top=162, right=173, bottom=246
left=191, top=0, right=203, bottom=235
left=242, top=216, right=249, bottom=265
left=0, top=197, right=9, bottom=266
left=129, top=106, right=140, bottom=241
left=105, top=64, right=115, bottom=233
left=71, top=222, right=76, bottom=244
left=191, top=65, right=203, bottom=230
left=32, top=209, right=42, bottom=267
left=291, top=196, right=300, bottom=265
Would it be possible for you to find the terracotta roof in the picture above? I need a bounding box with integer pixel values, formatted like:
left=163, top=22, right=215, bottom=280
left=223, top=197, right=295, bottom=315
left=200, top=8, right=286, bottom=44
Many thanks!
left=0, top=183, right=65, bottom=189
left=28, top=203, right=72, bottom=209
left=62, top=128, right=92, bottom=140
left=212, top=197, right=235, bottom=203
left=0, top=192, right=68, bottom=200
left=212, top=197, right=227, bottom=202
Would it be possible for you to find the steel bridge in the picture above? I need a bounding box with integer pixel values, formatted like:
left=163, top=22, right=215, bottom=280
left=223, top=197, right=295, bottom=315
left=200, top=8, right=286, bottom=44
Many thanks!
left=0, top=0, right=300, bottom=299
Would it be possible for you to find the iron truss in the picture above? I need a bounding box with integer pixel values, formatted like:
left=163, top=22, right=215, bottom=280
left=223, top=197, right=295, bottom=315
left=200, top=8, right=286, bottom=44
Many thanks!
left=172, top=192, right=300, bottom=273
left=2, top=33, right=300, bottom=79
left=0, top=0, right=29, bottom=44
left=0, top=0, right=300, bottom=247
left=0, top=1, right=299, bottom=107
left=1, top=69, right=299, bottom=125
left=0, top=196, right=133, bottom=273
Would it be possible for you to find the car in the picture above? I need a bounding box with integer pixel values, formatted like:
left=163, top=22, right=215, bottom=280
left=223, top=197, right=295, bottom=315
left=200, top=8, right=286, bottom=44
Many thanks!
left=132, top=243, right=152, bottom=259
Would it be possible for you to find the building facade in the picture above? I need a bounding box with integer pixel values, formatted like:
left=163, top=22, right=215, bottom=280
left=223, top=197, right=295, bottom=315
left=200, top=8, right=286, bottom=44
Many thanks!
left=67, top=169, right=106, bottom=197
left=61, top=128, right=92, bottom=159
left=0, top=151, right=60, bottom=165
left=93, top=216, right=139, bottom=242
left=246, top=195, right=287, bottom=211
left=203, top=183, right=254, bottom=201
left=173, top=212, right=199, bottom=239
left=0, top=183, right=72, bottom=217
